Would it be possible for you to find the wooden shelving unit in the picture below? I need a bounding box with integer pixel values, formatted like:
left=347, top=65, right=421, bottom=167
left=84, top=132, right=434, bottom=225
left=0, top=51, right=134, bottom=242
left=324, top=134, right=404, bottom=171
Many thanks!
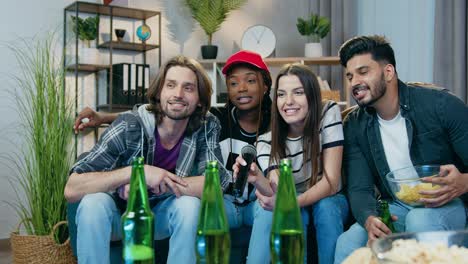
left=66, top=64, right=111, bottom=73
left=97, top=41, right=159, bottom=52
left=64, top=1, right=162, bottom=113
left=199, top=56, right=349, bottom=107
left=64, top=1, right=162, bottom=155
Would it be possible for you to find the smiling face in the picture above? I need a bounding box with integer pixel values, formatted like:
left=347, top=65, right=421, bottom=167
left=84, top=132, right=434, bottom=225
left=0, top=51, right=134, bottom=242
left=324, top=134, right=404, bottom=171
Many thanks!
left=227, top=66, right=266, bottom=111
left=159, top=66, right=200, bottom=121
left=345, top=53, right=388, bottom=107
left=276, top=74, right=308, bottom=136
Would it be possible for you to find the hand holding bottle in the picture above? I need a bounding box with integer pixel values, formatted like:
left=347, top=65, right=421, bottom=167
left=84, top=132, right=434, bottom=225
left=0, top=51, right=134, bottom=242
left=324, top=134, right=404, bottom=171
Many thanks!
left=365, top=214, right=398, bottom=245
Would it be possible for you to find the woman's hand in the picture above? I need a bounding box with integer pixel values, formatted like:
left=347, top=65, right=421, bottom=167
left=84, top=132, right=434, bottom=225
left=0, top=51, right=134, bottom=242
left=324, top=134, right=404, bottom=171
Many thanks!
left=256, top=181, right=278, bottom=211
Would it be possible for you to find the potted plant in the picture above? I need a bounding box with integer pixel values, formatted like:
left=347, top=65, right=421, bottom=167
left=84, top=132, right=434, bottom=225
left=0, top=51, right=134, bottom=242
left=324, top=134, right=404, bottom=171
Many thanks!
left=71, top=15, right=99, bottom=47
left=6, top=35, right=76, bottom=263
left=296, top=13, right=331, bottom=57
left=69, top=15, right=100, bottom=64
left=185, top=0, right=247, bottom=59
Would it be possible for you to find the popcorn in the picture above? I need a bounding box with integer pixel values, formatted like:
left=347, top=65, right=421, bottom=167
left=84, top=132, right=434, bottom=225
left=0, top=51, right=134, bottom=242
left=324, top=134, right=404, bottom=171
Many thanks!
left=381, top=239, right=468, bottom=264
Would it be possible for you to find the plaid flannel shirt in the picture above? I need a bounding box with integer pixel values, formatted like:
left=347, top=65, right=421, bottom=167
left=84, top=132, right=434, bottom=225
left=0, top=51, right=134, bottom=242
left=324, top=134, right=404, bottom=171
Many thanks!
left=71, top=105, right=229, bottom=200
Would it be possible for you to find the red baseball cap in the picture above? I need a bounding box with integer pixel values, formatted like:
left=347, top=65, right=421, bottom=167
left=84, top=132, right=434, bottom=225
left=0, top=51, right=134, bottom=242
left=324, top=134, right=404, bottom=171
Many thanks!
left=221, top=50, right=270, bottom=74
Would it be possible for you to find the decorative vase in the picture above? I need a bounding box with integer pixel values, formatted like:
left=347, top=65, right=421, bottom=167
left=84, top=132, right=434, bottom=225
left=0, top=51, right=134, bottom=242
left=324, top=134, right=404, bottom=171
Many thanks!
left=201, top=45, right=218, bottom=59
left=115, top=29, right=126, bottom=42
left=305, top=42, right=323, bottom=58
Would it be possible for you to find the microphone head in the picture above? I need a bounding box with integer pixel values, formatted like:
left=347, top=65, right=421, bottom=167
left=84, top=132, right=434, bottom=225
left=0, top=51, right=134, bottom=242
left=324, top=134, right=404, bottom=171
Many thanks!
left=241, top=144, right=257, bottom=162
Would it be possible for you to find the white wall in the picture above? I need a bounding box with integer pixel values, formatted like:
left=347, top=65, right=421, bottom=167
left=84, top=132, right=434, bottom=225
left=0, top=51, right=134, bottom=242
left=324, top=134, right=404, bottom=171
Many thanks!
left=357, top=0, right=435, bottom=83
left=0, top=0, right=80, bottom=239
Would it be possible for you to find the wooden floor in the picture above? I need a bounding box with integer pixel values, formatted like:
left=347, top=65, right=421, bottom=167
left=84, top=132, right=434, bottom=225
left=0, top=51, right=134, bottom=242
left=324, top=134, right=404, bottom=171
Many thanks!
left=0, top=239, right=12, bottom=264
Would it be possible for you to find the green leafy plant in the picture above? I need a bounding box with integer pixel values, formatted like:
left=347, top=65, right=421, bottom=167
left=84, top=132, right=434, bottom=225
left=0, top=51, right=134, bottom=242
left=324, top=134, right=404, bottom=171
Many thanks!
left=296, top=13, right=331, bottom=43
left=5, top=34, right=74, bottom=241
left=185, top=0, right=247, bottom=45
left=71, top=15, right=99, bottom=44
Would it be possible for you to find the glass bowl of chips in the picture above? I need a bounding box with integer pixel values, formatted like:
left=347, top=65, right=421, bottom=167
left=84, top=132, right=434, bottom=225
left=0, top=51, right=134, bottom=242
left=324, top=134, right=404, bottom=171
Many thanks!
left=386, top=165, right=442, bottom=207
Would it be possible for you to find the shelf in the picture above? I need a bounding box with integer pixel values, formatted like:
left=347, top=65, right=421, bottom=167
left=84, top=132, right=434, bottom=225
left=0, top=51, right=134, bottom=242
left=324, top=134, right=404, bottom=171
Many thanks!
left=66, top=64, right=111, bottom=73
left=98, top=41, right=159, bottom=52
left=199, top=56, right=340, bottom=66
left=97, top=104, right=133, bottom=112
left=65, top=1, right=159, bottom=19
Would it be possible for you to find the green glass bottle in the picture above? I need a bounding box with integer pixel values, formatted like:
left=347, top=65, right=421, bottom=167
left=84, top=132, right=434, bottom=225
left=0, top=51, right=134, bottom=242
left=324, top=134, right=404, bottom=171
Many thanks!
left=121, top=157, right=154, bottom=264
left=270, top=158, right=304, bottom=264
left=378, top=200, right=396, bottom=233
left=196, top=160, right=231, bottom=264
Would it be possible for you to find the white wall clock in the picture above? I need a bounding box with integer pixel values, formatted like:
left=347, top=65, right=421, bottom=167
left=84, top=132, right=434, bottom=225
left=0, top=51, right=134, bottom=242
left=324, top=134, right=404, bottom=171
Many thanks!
left=241, top=25, right=276, bottom=58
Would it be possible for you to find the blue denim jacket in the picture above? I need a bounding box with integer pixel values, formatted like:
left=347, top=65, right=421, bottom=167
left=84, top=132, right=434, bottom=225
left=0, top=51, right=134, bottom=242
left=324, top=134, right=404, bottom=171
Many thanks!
left=343, top=80, right=468, bottom=226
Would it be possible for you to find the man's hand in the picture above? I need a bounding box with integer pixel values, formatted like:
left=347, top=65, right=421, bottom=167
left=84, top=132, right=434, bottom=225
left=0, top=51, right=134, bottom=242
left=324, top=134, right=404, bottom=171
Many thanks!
left=74, top=107, right=104, bottom=133
left=420, top=164, right=468, bottom=208
left=364, top=215, right=397, bottom=244
left=256, top=181, right=278, bottom=211
left=144, top=165, right=188, bottom=197
left=118, top=184, right=130, bottom=200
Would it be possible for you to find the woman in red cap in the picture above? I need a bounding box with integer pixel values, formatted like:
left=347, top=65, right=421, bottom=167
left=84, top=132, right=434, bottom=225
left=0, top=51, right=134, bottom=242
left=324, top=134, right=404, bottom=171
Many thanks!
left=211, top=50, right=273, bottom=235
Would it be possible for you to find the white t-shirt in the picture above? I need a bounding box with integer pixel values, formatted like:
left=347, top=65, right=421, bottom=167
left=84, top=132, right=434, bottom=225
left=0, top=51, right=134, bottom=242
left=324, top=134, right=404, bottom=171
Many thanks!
left=377, top=111, right=414, bottom=177
left=256, top=101, right=344, bottom=194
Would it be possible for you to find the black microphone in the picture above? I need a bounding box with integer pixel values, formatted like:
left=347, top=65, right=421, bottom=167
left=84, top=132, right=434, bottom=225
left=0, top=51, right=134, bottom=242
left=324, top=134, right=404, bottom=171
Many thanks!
left=233, top=145, right=257, bottom=197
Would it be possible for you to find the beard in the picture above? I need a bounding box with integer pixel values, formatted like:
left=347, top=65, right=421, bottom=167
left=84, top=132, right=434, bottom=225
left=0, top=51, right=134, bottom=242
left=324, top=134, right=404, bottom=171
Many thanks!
left=354, top=73, right=387, bottom=107
left=161, top=100, right=194, bottom=120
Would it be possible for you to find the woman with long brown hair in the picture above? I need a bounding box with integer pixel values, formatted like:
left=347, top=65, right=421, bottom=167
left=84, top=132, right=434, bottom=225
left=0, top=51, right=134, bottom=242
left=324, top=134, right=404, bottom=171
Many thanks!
left=234, top=63, right=349, bottom=264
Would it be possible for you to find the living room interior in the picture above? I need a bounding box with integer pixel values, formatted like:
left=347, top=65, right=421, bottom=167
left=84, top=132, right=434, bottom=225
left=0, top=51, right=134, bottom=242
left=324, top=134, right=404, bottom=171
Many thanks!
left=0, top=0, right=466, bottom=263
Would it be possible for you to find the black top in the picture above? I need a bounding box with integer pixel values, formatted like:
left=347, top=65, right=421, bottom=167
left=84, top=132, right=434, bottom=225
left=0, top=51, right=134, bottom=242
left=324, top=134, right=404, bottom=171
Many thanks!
left=210, top=105, right=270, bottom=203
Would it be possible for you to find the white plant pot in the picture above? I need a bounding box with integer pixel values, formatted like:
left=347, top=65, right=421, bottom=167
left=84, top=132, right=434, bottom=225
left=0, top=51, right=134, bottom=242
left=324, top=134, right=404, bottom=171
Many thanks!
left=305, top=42, right=323, bottom=58
left=67, top=40, right=100, bottom=65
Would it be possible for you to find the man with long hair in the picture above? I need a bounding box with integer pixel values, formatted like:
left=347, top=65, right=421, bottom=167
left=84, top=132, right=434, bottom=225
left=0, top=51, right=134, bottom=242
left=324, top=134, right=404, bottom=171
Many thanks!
left=65, top=55, right=228, bottom=264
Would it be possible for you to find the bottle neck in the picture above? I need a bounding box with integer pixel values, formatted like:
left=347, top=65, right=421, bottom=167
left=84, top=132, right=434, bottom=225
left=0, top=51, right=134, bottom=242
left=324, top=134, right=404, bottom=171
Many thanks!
left=271, top=161, right=303, bottom=233
left=197, top=162, right=229, bottom=232
left=126, top=164, right=151, bottom=211
left=277, top=164, right=297, bottom=206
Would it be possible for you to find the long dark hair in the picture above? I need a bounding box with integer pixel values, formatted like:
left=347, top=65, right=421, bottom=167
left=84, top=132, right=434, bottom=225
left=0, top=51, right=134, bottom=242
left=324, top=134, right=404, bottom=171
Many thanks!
left=270, top=63, right=325, bottom=187
left=146, top=55, right=212, bottom=134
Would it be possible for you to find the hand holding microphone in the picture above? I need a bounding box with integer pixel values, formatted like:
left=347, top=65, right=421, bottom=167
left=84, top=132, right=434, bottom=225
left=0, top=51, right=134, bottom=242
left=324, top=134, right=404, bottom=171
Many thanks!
left=232, top=145, right=257, bottom=197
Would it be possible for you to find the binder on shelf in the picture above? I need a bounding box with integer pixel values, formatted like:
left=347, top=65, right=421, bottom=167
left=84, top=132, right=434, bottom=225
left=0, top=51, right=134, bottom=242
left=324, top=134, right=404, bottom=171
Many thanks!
left=139, top=64, right=150, bottom=103
left=108, top=63, right=150, bottom=107
left=108, top=63, right=131, bottom=106
left=129, top=63, right=137, bottom=106
left=136, top=64, right=144, bottom=104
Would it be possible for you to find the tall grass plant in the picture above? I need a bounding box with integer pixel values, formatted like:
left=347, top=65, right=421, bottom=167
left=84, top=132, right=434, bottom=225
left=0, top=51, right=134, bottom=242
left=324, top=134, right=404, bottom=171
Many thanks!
left=5, top=34, right=74, bottom=241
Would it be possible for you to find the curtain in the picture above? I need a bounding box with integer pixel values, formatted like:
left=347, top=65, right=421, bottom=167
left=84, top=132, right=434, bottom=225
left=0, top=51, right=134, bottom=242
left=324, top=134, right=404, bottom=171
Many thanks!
left=308, top=0, right=358, bottom=104
left=433, top=0, right=467, bottom=103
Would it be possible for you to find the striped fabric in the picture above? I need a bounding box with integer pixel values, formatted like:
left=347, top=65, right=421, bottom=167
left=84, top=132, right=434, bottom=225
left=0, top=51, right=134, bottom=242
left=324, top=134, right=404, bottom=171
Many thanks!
left=256, top=100, right=344, bottom=194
